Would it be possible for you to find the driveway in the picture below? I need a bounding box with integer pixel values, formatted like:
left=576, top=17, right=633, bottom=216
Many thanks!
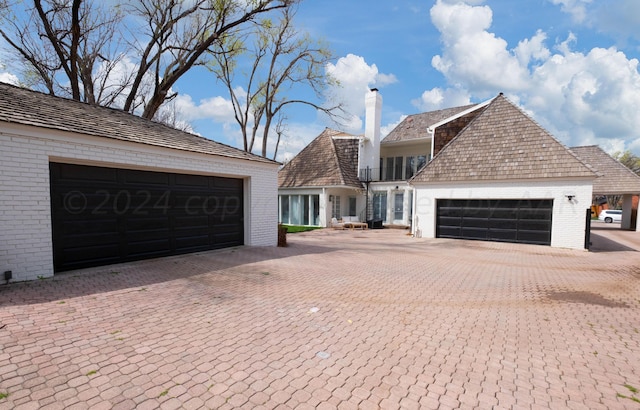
left=1, top=229, right=640, bottom=409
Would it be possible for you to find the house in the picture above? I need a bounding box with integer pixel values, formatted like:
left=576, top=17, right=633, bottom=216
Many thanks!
left=0, top=83, right=279, bottom=282
left=570, top=145, right=640, bottom=231
left=410, top=94, right=597, bottom=249
left=278, top=90, right=490, bottom=227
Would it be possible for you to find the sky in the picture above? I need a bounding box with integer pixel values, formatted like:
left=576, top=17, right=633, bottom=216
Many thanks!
left=2, top=0, right=640, bottom=161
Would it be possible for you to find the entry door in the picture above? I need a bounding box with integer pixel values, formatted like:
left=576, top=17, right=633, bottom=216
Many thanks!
left=394, top=193, right=404, bottom=223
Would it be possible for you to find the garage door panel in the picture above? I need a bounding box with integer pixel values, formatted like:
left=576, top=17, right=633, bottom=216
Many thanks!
left=50, top=163, right=244, bottom=272
left=436, top=198, right=552, bottom=246
left=518, top=220, right=551, bottom=231
left=54, top=163, right=117, bottom=183
left=489, top=219, right=517, bottom=229
left=62, top=244, right=121, bottom=265
left=488, top=230, right=518, bottom=242
left=462, top=227, right=488, bottom=239
left=122, top=169, right=170, bottom=185
left=437, top=226, right=462, bottom=238
left=463, top=218, right=489, bottom=228
left=175, top=173, right=210, bottom=187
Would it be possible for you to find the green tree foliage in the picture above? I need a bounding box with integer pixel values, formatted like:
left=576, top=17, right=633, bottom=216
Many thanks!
left=606, top=150, right=640, bottom=209
left=613, top=150, right=640, bottom=175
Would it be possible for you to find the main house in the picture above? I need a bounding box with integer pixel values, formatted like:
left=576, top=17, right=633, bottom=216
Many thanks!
left=279, top=90, right=640, bottom=249
left=278, top=90, right=491, bottom=228
left=0, top=83, right=279, bottom=282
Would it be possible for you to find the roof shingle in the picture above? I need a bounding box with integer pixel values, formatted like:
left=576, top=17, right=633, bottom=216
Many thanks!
left=571, top=145, right=640, bottom=194
left=0, top=82, right=275, bottom=164
left=278, top=128, right=362, bottom=189
left=411, top=94, right=597, bottom=183
left=383, top=104, right=477, bottom=143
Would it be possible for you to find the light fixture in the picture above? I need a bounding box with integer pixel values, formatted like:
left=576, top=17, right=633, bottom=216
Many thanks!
left=566, top=195, right=575, bottom=202
left=329, top=195, right=333, bottom=202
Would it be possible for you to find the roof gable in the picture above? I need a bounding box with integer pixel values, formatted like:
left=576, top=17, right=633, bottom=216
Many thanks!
left=571, top=146, right=640, bottom=194
left=278, top=128, right=362, bottom=189
left=383, top=104, right=478, bottom=143
left=0, top=82, right=275, bottom=164
left=411, top=94, right=597, bottom=183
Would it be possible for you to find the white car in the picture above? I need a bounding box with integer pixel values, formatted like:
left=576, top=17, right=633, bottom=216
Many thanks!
left=598, top=209, right=622, bottom=223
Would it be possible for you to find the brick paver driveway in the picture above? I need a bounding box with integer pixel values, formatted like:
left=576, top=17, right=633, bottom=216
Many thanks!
left=1, top=227, right=640, bottom=409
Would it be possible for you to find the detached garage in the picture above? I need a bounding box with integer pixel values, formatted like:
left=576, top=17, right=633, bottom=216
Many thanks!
left=411, top=94, right=597, bottom=250
left=0, top=83, right=279, bottom=282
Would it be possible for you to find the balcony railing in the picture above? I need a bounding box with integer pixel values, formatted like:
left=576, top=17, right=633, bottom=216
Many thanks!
left=358, top=167, right=419, bottom=182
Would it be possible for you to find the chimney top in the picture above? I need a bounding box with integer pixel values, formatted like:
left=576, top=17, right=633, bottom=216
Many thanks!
left=370, top=88, right=379, bottom=92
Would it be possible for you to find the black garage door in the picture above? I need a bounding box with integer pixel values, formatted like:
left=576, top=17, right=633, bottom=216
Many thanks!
left=50, top=163, right=244, bottom=272
left=436, top=199, right=553, bottom=245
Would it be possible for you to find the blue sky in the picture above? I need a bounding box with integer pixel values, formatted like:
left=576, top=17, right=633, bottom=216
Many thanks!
left=2, top=0, right=640, bottom=160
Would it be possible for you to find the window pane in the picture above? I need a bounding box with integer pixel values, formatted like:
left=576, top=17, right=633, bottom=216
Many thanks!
left=291, top=195, right=300, bottom=225
left=332, top=195, right=341, bottom=218
left=394, top=156, right=403, bottom=180
left=394, top=193, right=403, bottom=220
left=280, top=195, right=289, bottom=224
left=385, top=157, right=394, bottom=181
left=312, top=195, right=320, bottom=225
left=417, top=155, right=427, bottom=171
left=349, top=196, right=357, bottom=216
left=405, top=156, right=415, bottom=179
left=373, top=192, right=387, bottom=222
left=303, top=195, right=310, bottom=225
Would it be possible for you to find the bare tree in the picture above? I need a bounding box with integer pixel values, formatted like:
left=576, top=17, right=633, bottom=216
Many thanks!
left=210, top=5, right=342, bottom=158
left=0, top=0, right=123, bottom=104
left=0, top=0, right=294, bottom=121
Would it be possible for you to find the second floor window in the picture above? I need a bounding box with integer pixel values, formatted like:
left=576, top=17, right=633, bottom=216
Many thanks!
left=381, top=155, right=428, bottom=181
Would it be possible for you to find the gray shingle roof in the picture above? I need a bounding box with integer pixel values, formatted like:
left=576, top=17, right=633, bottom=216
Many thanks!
left=411, top=94, right=597, bottom=183
left=278, top=128, right=363, bottom=189
left=571, top=146, right=640, bottom=194
left=0, top=82, right=276, bottom=164
left=383, top=104, right=477, bottom=143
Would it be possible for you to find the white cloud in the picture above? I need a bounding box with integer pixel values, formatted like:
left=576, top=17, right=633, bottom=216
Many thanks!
left=430, top=0, right=530, bottom=96
left=411, top=87, right=471, bottom=111
left=0, top=58, right=19, bottom=86
left=325, top=53, right=398, bottom=132
left=514, top=30, right=551, bottom=67
left=591, top=0, right=640, bottom=44
left=426, top=0, right=640, bottom=154
left=548, top=0, right=592, bottom=23
left=173, top=93, right=237, bottom=123
left=0, top=71, right=19, bottom=86
left=275, top=122, right=326, bottom=163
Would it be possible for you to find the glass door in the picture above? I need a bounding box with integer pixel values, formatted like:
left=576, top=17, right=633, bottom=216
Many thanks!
left=394, top=192, right=404, bottom=223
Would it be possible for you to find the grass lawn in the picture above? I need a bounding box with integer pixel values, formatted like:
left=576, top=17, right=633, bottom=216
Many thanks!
left=282, top=225, right=323, bottom=233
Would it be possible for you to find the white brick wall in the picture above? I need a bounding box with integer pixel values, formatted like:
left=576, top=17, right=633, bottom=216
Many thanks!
left=412, top=179, right=593, bottom=250
left=1, top=123, right=278, bottom=281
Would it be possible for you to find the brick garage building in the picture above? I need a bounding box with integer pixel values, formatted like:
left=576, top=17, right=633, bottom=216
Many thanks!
left=0, top=83, right=279, bottom=282
left=411, top=94, right=597, bottom=250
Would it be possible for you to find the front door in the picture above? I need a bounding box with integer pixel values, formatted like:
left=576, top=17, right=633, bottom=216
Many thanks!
left=394, top=192, right=404, bottom=224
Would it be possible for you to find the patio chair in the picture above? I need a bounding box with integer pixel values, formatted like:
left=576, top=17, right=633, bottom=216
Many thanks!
left=331, top=217, right=346, bottom=230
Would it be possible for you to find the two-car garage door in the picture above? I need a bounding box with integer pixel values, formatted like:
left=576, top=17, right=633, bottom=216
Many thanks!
left=50, top=163, right=244, bottom=272
left=436, top=199, right=553, bottom=245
